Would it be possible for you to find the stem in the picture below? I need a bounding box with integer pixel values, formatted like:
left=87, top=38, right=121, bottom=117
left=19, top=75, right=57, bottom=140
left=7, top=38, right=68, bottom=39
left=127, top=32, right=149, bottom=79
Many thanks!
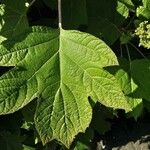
left=128, top=42, right=147, bottom=59
left=120, top=44, right=123, bottom=58
left=58, top=0, right=62, bottom=28
left=126, top=44, right=131, bottom=62
left=28, top=0, right=36, bottom=8
left=125, top=15, right=135, bottom=30
left=125, top=44, right=132, bottom=77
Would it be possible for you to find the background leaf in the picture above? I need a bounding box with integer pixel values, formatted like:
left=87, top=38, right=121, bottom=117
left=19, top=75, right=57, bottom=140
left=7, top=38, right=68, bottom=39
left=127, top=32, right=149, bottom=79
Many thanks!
left=0, top=131, right=24, bottom=150
left=105, top=58, right=143, bottom=119
left=87, top=0, right=129, bottom=45
left=0, top=0, right=29, bottom=42
left=131, top=59, right=150, bottom=100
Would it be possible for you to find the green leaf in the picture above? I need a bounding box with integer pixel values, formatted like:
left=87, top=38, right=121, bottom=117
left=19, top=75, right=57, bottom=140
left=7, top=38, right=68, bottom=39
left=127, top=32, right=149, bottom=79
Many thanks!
left=43, top=0, right=87, bottom=29
left=45, top=0, right=129, bottom=45
left=143, top=0, right=150, bottom=9
left=118, top=0, right=135, bottom=11
left=0, top=111, right=23, bottom=134
left=23, top=145, right=35, bottom=150
left=91, top=104, right=114, bottom=134
left=136, top=6, right=150, bottom=19
left=105, top=59, right=143, bottom=119
left=136, top=0, right=150, bottom=19
left=131, top=59, right=150, bottom=100
left=62, top=0, right=87, bottom=29
left=0, top=131, right=24, bottom=150
left=74, top=142, right=89, bottom=150
left=126, top=81, right=143, bottom=120
left=87, top=0, right=129, bottom=45
left=120, top=32, right=133, bottom=45
left=22, top=100, right=36, bottom=123
left=0, top=27, right=131, bottom=147
left=43, top=0, right=57, bottom=10
left=73, top=128, right=93, bottom=150
left=143, top=99, right=150, bottom=112
left=0, top=0, right=29, bottom=42
left=21, top=101, right=35, bottom=131
left=88, top=19, right=121, bottom=46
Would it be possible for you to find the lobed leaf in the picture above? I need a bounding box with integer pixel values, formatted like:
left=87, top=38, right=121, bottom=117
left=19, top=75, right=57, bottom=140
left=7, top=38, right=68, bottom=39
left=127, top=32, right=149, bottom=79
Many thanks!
left=0, top=26, right=131, bottom=147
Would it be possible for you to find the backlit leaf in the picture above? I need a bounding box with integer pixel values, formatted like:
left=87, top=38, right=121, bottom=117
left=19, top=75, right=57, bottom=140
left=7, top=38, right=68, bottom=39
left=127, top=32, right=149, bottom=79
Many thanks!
left=0, top=27, right=131, bottom=147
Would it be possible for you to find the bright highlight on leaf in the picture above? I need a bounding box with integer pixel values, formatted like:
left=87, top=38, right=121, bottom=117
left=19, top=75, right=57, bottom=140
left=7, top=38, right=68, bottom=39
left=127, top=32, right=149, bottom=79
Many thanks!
left=0, top=26, right=132, bottom=147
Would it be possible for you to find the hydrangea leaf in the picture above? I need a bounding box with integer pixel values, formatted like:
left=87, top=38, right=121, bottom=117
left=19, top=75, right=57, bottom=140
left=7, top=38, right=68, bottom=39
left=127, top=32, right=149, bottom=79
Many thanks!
left=91, top=104, right=114, bottom=135
left=61, top=0, right=87, bottom=29
left=0, top=131, right=24, bottom=150
left=0, top=26, right=131, bottom=147
left=0, top=0, right=29, bottom=42
left=105, top=59, right=143, bottom=120
left=142, top=0, right=150, bottom=9
left=43, top=0, right=87, bottom=29
left=131, top=59, right=150, bottom=100
left=44, top=0, right=128, bottom=45
left=136, top=0, right=150, bottom=19
left=87, top=0, right=129, bottom=45
left=118, top=0, right=135, bottom=11
left=136, top=6, right=150, bottom=19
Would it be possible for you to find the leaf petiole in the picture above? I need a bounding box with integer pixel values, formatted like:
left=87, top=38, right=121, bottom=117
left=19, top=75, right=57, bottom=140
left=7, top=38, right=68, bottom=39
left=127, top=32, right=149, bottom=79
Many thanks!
left=58, top=0, right=62, bottom=28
